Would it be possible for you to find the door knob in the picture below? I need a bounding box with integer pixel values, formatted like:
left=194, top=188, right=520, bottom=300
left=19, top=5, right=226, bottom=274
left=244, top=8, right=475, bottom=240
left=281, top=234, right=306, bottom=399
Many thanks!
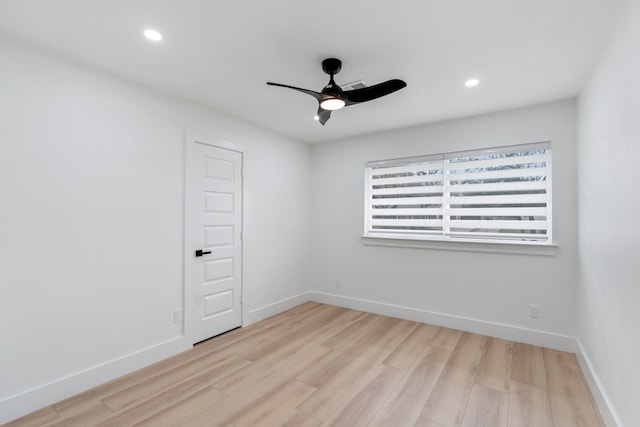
left=195, top=249, right=211, bottom=257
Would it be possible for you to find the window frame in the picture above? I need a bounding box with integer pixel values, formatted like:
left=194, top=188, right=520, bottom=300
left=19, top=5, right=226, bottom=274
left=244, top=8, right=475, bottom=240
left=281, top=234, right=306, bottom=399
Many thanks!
left=363, top=141, right=555, bottom=254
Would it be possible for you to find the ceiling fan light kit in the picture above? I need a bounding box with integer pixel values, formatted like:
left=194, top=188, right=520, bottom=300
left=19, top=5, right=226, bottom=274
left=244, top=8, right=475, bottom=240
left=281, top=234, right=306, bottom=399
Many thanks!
left=267, top=58, right=406, bottom=125
left=319, top=98, right=345, bottom=110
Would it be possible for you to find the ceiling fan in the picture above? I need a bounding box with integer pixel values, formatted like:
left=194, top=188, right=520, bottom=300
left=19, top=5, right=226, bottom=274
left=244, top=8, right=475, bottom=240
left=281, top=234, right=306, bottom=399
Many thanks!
left=267, top=58, right=407, bottom=125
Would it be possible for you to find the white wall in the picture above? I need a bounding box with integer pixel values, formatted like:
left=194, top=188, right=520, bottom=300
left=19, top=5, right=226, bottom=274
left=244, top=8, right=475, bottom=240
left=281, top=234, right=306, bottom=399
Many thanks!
left=310, top=100, right=578, bottom=346
left=0, top=38, right=310, bottom=422
left=577, top=1, right=640, bottom=425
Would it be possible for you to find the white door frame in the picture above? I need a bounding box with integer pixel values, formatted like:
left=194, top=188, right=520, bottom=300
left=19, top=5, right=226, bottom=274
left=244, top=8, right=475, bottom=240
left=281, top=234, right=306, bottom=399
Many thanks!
left=183, top=133, right=244, bottom=345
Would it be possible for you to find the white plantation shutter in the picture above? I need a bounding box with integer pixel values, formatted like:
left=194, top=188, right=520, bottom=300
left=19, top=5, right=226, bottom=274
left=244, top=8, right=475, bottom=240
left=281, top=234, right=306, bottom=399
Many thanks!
left=365, top=154, right=444, bottom=236
left=364, top=142, right=552, bottom=244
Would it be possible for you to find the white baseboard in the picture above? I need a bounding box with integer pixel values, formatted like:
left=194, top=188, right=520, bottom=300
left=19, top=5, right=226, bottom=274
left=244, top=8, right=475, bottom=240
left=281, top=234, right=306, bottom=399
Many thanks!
left=0, top=336, right=190, bottom=424
left=575, top=339, right=622, bottom=427
left=308, top=291, right=576, bottom=352
left=244, top=291, right=310, bottom=326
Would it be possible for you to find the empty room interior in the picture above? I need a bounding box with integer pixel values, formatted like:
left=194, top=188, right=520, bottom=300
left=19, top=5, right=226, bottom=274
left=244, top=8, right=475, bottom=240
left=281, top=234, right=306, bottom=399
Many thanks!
left=0, top=1, right=638, bottom=426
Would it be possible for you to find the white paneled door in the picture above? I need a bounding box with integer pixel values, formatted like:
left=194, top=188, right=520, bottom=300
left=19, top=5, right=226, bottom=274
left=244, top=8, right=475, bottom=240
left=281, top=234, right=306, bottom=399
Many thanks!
left=191, top=142, right=242, bottom=344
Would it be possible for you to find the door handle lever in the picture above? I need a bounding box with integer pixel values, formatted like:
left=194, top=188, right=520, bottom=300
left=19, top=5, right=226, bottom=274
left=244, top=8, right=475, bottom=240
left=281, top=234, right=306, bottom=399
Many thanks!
left=195, top=249, right=212, bottom=257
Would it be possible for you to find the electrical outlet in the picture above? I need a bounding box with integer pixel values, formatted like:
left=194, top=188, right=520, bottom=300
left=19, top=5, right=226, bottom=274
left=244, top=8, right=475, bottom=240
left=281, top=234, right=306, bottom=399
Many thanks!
left=529, top=304, right=539, bottom=319
left=173, top=308, right=183, bottom=323
left=335, top=277, right=343, bottom=287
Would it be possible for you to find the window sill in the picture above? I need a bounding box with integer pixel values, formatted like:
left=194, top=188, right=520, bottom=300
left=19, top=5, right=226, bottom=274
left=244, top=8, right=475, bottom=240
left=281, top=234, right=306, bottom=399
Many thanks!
left=361, top=235, right=557, bottom=256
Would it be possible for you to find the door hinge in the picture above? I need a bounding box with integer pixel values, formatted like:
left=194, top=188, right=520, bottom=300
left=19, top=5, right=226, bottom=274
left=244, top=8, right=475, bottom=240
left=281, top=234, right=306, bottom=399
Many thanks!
left=241, top=168, right=244, bottom=177
left=240, top=231, right=244, bottom=240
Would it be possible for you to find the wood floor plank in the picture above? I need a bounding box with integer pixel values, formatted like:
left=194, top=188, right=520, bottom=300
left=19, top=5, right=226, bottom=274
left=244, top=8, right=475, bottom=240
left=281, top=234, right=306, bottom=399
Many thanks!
left=511, top=342, right=548, bottom=390
left=383, top=323, right=440, bottom=371
left=348, top=310, right=369, bottom=322
left=322, top=364, right=405, bottom=427
left=262, top=301, right=325, bottom=326
left=460, top=384, right=508, bottom=427
left=239, top=309, right=295, bottom=329
left=213, top=344, right=331, bottom=396
left=232, top=380, right=316, bottom=427
left=291, top=301, right=323, bottom=314
left=208, top=335, right=303, bottom=394
left=132, top=386, right=226, bottom=427
left=420, top=332, right=487, bottom=426
left=51, top=362, right=173, bottom=416
left=413, top=417, right=445, bottom=427
left=40, top=401, right=112, bottom=427
left=197, top=312, right=317, bottom=362
left=508, top=381, right=553, bottom=427
left=369, top=346, right=450, bottom=427
left=95, top=365, right=226, bottom=427
left=102, top=355, right=249, bottom=411
left=296, top=348, right=355, bottom=388
left=3, top=406, right=60, bottom=427
left=474, top=337, right=513, bottom=391
left=305, top=309, right=370, bottom=346
left=217, top=323, right=300, bottom=361
left=348, top=317, right=417, bottom=363
left=214, top=309, right=356, bottom=393
left=543, top=348, right=603, bottom=427
left=280, top=305, right=370, bottom=354
left=429, top=326, right=463, bottom=351
left=281, top=410, right=322, bottom=427
left=180, top=377, right=314, bottom=426
left=322, top=315, right=417, bottom=366
left=253, top=302, right=329, bottom=330
left=284, top=303, right=346, bottom=326
left=238, top=305, right=343, bottom=361
left=295, top=353, right=378, bottom=421
left=320, top=313, right=380, bottom=349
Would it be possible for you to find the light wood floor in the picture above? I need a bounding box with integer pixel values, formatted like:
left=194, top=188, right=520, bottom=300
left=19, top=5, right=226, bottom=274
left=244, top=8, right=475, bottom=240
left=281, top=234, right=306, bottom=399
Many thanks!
left=6, top=302, right=604, bottom=427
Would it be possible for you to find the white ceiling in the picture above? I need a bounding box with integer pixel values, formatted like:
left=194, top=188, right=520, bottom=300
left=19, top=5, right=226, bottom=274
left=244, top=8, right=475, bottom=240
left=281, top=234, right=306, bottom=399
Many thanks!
left=0, top=0, right=623, bottom=143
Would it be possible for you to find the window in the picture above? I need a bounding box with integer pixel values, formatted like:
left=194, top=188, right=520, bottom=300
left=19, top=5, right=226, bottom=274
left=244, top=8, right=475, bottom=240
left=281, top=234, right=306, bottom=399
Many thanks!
left=364, top=142, right=552, bottom=245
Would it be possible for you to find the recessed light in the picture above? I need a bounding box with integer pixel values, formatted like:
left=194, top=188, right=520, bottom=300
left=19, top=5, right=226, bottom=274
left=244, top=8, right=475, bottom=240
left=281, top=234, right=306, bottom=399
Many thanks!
left=465, top=78, right=480, bottom=88
left=144, top=29, right=163, bottom=42
left=313, top=115, right=320, bottom=121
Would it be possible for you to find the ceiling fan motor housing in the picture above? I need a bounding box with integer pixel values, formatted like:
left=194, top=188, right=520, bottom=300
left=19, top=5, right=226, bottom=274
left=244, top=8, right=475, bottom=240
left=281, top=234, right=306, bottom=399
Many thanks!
left=322, top=58, right=342, bottom=76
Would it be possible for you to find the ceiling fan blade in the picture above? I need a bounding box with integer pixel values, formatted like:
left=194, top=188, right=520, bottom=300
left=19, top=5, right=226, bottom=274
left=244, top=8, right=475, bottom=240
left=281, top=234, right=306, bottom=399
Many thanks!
left=343, top=79, right=406, bottom=105
left=317, top=106, right=331, bottom=125
left=266, top=82, right=322, bottom=101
